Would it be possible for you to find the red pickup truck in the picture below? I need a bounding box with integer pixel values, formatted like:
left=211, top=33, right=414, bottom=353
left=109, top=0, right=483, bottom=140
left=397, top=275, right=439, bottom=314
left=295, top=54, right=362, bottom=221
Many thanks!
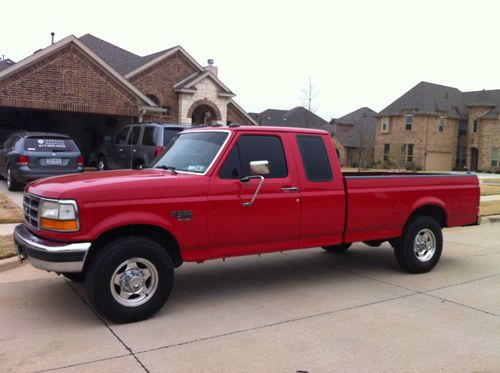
left=14, top=125, right=480, bottom=323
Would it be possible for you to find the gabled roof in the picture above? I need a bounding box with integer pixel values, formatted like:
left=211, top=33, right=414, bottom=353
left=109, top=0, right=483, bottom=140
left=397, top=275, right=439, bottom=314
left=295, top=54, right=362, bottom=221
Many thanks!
left=250, top=107, right=333, bottom=133
left=173, top=71, right=235, bottom=96
left=334, top=107, right=376, bottom=148
left=334, top=107, right=377, bottom=125
left=228, top=99, right=259, bottom=125
left=0, top=58, right=15, bottom=72
left=0, top=35, right=156, bottom=107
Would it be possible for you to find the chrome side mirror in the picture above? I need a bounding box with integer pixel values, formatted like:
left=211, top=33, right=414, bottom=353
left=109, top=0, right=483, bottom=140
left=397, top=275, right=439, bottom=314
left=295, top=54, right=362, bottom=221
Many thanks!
left=249, top=160, right=270, bottom=176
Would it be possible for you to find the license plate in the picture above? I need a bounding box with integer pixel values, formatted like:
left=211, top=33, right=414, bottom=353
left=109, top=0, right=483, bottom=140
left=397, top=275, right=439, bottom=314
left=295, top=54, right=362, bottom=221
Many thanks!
left=46, top=158, right=62, bottom=165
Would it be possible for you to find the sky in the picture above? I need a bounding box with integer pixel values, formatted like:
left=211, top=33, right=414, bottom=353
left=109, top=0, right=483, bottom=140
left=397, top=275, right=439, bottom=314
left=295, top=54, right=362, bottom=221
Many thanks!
left=2, top=0, right=500, bottom=121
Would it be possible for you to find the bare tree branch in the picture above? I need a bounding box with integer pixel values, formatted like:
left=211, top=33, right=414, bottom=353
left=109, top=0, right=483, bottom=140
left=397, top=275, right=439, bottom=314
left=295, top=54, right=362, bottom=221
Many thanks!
left=299, top=77, right=318, bottom=113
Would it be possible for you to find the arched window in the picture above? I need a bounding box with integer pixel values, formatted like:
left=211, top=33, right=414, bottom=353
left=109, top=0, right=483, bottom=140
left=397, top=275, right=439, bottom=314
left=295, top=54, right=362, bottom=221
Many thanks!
left=146, top=94, right=160, bottom=106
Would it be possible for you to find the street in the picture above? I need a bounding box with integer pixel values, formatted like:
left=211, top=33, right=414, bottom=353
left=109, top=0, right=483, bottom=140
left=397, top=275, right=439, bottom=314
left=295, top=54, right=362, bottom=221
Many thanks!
left=1, top=220, right=499, bottom=373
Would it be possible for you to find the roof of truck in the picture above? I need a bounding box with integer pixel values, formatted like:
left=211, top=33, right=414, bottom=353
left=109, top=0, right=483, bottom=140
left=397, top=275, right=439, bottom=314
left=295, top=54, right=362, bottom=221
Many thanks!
left=184, top=125, right=330, bottom=135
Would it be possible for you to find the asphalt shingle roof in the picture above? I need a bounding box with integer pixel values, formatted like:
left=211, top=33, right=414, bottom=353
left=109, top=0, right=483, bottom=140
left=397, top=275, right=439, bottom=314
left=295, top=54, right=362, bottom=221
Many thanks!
left=250, top=107, right=334, bottom=133
left=0, top=58, right=15, bottom=72
left=379, top=81, right=500, bottom=120
left=78, top=34, right=173, bottom=76
left=334, top=107, right=377, bottom=148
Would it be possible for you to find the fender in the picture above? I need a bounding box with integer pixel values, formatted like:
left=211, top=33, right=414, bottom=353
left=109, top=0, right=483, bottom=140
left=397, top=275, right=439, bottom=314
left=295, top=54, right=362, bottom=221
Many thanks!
left=86, top=210, right=178, bottom=241
left=407, top=196, right=448, bottom=224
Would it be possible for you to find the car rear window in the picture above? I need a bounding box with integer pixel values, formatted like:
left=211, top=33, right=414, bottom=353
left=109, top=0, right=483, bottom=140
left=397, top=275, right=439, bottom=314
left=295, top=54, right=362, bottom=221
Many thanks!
left=24, top=137, right=79, bottom=152
left=163, top=128, right=181, bottom=145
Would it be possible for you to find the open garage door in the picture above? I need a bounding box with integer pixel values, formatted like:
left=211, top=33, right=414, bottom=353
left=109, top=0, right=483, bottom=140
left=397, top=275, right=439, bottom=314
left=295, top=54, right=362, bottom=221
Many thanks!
left=425, top=152, right=452, bottom=171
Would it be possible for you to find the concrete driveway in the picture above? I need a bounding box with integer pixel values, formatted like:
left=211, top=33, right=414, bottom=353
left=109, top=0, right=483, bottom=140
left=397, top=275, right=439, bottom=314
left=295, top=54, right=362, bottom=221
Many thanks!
left=1, top=222, right=500, bottom=373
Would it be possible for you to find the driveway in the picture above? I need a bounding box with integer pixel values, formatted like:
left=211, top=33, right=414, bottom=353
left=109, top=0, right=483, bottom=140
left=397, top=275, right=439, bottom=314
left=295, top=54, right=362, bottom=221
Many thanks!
left=1, top=221, right=500, bottom=373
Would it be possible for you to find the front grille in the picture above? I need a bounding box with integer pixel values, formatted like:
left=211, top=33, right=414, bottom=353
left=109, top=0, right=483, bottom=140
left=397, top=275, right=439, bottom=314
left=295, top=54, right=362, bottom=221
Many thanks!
left=23, top=194, right=40, bottom=230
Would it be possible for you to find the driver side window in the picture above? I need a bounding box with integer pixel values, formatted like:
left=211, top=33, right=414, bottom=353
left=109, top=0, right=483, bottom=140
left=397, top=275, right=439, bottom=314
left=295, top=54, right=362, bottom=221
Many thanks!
left=219, top=135, right=287, bottom=179
left=115, top=127, right=130, bottom=145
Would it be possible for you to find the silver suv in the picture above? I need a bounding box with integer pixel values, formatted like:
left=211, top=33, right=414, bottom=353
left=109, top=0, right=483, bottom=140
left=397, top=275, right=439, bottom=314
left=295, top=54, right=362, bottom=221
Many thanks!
left=96, top=123, right=193, bottom=170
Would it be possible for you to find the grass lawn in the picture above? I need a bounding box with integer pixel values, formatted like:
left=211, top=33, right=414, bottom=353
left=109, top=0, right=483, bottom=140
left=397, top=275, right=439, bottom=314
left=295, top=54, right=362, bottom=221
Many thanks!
left=480, top=184, right=500, bottom=196
left=0, top=193, right=23, bottom=224
left=481, top=178, right=500, bottom=185
left=480, top=200, right=500, bottom=217
left=0, top=235, right=15, bottom=260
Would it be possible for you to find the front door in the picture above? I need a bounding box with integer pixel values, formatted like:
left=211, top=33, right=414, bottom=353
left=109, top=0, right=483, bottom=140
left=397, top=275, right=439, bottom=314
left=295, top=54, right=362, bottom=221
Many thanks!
left=208, top=133, right=301, bottom=258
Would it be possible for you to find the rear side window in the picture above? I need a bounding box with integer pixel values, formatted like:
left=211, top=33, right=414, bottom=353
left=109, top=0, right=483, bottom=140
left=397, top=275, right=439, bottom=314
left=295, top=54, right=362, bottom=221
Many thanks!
left=163, top=128, right=180, bottom=145
left=143, top=127, right=160, bottom=146
left=297, top=135, right=333, bottom=181
left=24, top=137, right=78, bottom=152
left=219, top=135, right=287, bottom=179
left=115, top=127, right=130, bottom=145
left=130, top=126, right=141, bottom=145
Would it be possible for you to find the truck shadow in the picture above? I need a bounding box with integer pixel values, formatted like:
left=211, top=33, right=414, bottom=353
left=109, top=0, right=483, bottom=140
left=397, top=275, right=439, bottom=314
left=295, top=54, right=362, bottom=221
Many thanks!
left=167, top=245, right=401, bottom=311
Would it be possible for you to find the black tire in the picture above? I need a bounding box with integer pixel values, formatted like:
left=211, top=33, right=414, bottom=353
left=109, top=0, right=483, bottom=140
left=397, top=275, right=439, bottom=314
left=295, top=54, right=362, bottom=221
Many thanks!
left=62, top=272, right=86, bottom=283
left=393, top=215, right=443, bottom=273
left=85, top=236, right=174, bottom=323
left=6, top=167, right=20, bottom=191
left=322, top=243, right=352, bottom=253
left=97, top=156, right=107, bottom=171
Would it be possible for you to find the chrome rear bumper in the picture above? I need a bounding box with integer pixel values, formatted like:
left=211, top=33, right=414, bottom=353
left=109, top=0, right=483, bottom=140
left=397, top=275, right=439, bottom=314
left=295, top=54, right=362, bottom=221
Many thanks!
left=14, top=224, right=91, bottom=273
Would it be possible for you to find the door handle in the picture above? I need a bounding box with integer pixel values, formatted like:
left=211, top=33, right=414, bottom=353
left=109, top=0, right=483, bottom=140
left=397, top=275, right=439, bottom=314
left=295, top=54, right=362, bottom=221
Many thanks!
left=281, top=186, right=299, bottom=192
left=133, top=149, right=137, bottom=152
left=119, top=148, right=123, bottom=152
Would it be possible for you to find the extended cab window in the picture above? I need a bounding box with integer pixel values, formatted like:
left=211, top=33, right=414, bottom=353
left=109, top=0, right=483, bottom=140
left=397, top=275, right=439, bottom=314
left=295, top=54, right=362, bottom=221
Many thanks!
left=219, top=135, right=287, bottom=179
left=297, top=135, right=332, bottom=181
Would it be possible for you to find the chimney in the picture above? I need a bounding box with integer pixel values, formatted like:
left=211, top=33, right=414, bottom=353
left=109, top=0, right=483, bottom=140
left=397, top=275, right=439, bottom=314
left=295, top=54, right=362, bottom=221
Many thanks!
left=205, top=58, right=218, bottom=77
left=51, top=32, right=55, bottom=45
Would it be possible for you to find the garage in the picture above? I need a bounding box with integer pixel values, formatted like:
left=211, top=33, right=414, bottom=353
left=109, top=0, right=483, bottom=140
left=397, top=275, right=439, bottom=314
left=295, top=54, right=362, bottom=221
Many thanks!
left=425, top=152, right=453, bottom=171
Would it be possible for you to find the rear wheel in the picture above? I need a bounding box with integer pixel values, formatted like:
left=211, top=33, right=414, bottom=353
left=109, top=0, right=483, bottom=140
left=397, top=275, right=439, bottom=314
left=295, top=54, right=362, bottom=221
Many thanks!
left=85, top=236, right=174, bottom=323
left=393, top=215, right=442, bottom=273
left=97, top=156, right=107, bottom=171
left=6, top=167, right=20, bottom=191
left=322, top=243, right=352, bottom=253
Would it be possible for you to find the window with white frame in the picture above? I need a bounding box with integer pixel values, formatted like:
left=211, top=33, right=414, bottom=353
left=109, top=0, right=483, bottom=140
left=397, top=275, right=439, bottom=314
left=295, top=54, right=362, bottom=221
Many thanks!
left=438, top=112, right=445, bottom=132
left=381, top=117, right=389, bottom=133
left=492, top=148, right=499, bottom=167
left=400, top=144, right=414, bottom=163
left=405, top=114, right=413, bottom=130
left=383, top=144, right=390, bottom=160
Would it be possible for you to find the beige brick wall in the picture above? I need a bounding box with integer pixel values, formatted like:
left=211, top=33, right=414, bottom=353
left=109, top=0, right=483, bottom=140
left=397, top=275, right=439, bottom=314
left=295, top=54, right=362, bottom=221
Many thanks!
left=477, top=117, right=500, bottom=171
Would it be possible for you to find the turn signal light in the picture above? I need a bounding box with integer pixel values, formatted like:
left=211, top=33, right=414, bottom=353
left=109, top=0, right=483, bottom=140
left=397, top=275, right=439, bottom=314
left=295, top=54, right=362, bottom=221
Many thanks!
left=155, top=146, right=165, bottom=156
left=77, top=155, right=84, bottom=166
left=40, top=218, right=78, bottom=231
left=16, top=155, right=29, bottom=165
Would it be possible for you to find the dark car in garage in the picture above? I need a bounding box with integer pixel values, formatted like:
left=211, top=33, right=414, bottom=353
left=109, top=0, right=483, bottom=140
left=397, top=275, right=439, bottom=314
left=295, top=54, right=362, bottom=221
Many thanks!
left=96, top=122, right=193, bottom=170
left=0, top=131, right=84, bottom=191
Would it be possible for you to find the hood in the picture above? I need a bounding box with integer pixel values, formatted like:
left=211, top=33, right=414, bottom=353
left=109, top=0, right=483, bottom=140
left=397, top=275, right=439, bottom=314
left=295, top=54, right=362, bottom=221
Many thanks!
left=26, top=169, right=207, bottom=201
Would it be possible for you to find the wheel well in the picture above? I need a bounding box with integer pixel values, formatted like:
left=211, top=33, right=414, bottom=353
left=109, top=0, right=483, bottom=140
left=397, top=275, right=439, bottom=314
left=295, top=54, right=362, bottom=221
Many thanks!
left=84, top=225, right=183, bottom=270
left=409, top=205, right=447, bottom=227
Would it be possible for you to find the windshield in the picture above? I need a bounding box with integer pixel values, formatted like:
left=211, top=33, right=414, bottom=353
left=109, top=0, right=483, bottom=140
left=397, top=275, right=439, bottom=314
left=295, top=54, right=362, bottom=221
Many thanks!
left=153, top=131, right=228, bottom=174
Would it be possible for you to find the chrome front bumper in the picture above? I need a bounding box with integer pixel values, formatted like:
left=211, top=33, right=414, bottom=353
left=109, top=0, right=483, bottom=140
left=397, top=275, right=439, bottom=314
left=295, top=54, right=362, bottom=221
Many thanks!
left=14, top=224, right=91, bottom=273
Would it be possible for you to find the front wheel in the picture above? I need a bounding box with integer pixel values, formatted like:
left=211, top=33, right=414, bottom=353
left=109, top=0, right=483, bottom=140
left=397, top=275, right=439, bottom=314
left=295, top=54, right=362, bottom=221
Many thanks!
left=85, top=237, right=174, bottom=323
left=322, top=243, right=352, bottom=253
left=393, top=215, right=443, bottom=273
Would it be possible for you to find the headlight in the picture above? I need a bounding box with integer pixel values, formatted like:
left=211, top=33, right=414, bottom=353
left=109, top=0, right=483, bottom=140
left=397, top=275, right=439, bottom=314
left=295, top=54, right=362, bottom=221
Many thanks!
left=39, top=200, right=79, bottom=232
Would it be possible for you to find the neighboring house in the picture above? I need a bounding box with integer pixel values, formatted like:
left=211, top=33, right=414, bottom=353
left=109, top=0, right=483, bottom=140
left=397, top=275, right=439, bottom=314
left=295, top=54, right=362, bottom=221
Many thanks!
left=331, top=107, right=377, bottom=168
left=0, top=58, right=15, bottom=72
left=0, top=34, right=256, bottom=160
left=375, top=81, right=500, bottom=172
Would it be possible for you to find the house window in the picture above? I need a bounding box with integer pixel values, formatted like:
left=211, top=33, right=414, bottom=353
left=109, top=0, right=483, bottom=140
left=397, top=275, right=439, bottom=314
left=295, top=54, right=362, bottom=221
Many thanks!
left=405, top=114, right=413, bottom=130
left=383, top=144, right=390, bottom=160
left=438, top=112, right=445, bottom=132
left=455, top=146, right=467, bottom=168
left=473, top=120, right=478, bottom=133
left=492, top=148, right=499, bottom=167
left=400, top=144, right=414, bottom=163
left=459, top=120, right=467, bottom=135
left=381, top=117, right=389, bottom=133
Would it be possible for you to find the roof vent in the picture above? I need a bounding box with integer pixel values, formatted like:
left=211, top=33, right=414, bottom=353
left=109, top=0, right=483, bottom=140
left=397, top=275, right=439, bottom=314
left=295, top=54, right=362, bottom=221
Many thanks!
left=207, top=59, right=214, bottom=65
left=205, top=59, right=218, bottom=76
left=51, top=32, right=55, bottom=45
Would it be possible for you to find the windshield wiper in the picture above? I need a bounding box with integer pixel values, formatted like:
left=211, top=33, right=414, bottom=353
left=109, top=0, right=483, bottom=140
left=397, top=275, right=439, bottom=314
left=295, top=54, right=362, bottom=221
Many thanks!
left=156, top=165, right=177, bottom=174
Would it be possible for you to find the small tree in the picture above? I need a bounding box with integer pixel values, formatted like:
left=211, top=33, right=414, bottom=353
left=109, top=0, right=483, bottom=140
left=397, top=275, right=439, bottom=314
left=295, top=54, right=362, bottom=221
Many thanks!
left=299, top=77, right=318, bottom=113
left=353, top=120, right=375, bottom=171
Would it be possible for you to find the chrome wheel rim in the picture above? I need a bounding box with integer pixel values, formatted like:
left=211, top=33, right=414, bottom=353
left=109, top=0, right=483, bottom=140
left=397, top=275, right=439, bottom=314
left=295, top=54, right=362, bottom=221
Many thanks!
left=413, top=228, right=436, bottom=262
left=110, top=257, right=159, bottom=307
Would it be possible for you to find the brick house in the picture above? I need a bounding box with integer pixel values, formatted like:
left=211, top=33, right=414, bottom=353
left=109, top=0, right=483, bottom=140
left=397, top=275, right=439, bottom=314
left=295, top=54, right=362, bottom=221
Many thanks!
left=0, top=34, right=256, bottom=160
left=375, top=81, right=500, bottom=172
left=330, top=107, right=377, bottom=167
